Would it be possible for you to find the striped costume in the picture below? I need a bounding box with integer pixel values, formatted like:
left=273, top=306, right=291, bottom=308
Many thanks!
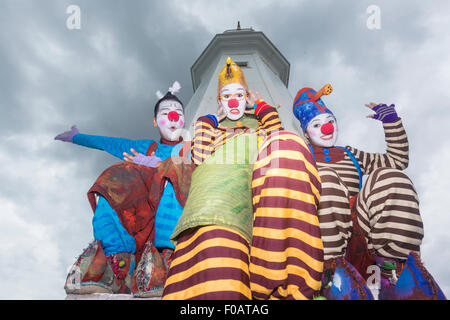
left=312, top=119, right=424, bottom=264
left=162, top=102, right=324, bottom=300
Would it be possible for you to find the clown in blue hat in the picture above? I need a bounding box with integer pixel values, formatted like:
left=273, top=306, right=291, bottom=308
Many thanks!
left=292, top=84, right=337, bottom=147
left=292, top=84, right=446, bottom=301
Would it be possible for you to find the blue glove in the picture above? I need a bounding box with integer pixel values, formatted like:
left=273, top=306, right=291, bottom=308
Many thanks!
left=369, top=104, right=399, bottom=124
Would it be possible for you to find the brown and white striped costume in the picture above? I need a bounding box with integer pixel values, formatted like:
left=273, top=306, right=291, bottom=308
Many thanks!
left=162, top=103, right=324, bottom=300
left=312, top=119, right=424, bottom=263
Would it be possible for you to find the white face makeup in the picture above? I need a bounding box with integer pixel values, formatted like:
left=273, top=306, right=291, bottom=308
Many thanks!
left=305, top=113, right=339, bottom=147
left=155, top=100, right=185, bottom=141
left=219, top=83, right=247, bottom=121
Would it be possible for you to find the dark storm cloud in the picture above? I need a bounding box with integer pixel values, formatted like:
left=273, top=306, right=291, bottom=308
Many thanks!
left=1, top=0, right=211, bottom=176
left=255, top=0, right=430, bottom=76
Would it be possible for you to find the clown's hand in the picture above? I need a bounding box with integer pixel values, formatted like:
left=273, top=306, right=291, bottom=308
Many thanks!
left=245, top=90, right=261, bottom=114
left=245, top=103, right=280, bottom=115
left=54, top=125, right=79, bottom=143
left=124, top=149, right=162, bottom=168
left=366, top=103, right=399, bottom=124
left=215, top=105, right=228, bottom=122
left=245, top=90, right=263, bottom=108
left=245, top=90, right=280, bottom=115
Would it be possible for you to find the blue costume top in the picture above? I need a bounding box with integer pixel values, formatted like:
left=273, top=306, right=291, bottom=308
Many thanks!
left=73, top=133, right=185, bottom=253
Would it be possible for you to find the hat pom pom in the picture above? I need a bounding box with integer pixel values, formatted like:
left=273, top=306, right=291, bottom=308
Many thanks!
left=155, top=90, right=164, bottom=99
left=169, top=81, right=181, bottom=94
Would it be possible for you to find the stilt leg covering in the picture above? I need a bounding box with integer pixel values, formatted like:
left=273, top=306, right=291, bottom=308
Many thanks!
left=64, top=240, right=115, bottom=294
left=379, top=252, right=446, bottom=300
left=132, top=241, right=173, bottom=298
left=321, top=257, right=374, bottom=300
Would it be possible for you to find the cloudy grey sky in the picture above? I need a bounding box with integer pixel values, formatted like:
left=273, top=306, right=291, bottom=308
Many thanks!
left=0, top=0, right=449, bottom=299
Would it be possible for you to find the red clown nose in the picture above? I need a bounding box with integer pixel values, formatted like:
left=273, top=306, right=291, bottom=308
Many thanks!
left=168, top=111, right=180, bottom=122
left=321, top=122, right=334, bottom=135
left=228, top=99, right=239, bottom=108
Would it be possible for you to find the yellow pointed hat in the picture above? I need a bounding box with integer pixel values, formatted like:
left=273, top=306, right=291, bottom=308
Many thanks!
left=217, top=57, right=248, bottom=96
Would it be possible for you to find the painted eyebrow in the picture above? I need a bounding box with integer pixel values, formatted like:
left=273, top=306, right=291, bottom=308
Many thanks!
left=220, top=88, right=245, bottom=94
left=159, top=106, right=183, bottom=111
left=159, top=107, right=182, bottom=110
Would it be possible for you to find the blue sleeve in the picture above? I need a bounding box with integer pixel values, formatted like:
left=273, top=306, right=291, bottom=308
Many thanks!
left=73, top=133, right=155, bottom=160
left=93, top=195, right=136, bottom=256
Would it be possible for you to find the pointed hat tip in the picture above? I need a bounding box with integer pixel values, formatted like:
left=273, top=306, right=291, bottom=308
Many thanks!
left=312, top=83, right=333, bottom=101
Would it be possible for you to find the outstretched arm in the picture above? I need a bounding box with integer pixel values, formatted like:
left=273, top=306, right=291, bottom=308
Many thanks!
left=55, top=125, right=154, bottom=160
left=347, top=103, right=409, bottom=174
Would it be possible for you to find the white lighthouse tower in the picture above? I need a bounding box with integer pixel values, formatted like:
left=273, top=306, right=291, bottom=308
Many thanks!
left=184, top=25, right=298, bottom=135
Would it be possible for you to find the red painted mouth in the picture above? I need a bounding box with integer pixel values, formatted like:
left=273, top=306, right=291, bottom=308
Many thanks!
left=321, top=134, right=333, bottom=140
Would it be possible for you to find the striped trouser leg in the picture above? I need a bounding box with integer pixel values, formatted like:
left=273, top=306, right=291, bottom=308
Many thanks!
left=355, top=168, right=424, bottom=260
left=162, top=225, right=252, bottom=300
left=249, top=131, right=324, bottom=300
left=317, top=168, right=353, bottom=261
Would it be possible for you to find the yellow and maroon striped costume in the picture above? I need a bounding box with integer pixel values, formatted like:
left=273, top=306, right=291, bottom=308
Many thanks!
left=250, top=130, right=323, bottom=300
left=162, top=103, right=324, bottom=300
left=313, top=119, right=423, bottom=262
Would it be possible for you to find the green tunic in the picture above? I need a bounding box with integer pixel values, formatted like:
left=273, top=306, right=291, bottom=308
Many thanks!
left=171, top=132, right=259, bottom=245
left=219, top=114, right=259, bottom=130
